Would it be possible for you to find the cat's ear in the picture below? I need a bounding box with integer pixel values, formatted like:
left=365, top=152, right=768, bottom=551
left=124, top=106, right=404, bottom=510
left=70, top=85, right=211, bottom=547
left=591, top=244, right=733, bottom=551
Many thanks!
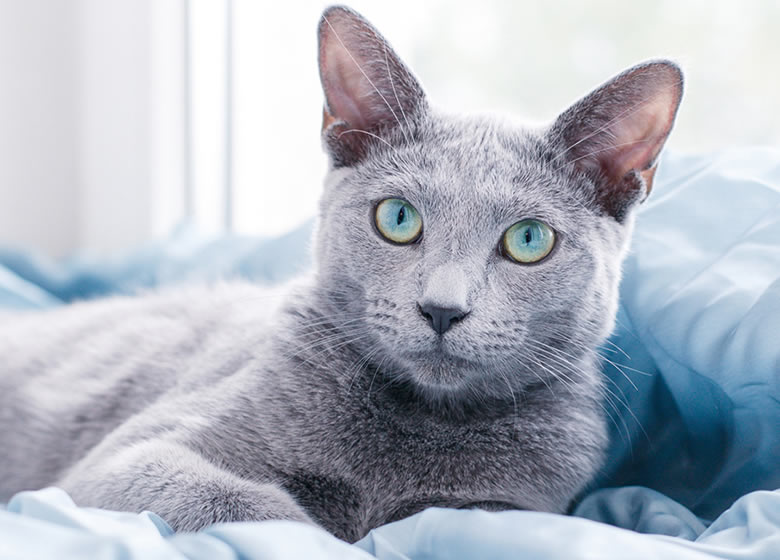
left=548, top=61, right=683, bottom=221
left=318, top=6, right=427, bottom=166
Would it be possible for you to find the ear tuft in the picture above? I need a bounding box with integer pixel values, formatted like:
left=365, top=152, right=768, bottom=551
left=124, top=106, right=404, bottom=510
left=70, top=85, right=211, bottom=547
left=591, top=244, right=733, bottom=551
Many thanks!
left=549, top=61, right=684, bottom=220
left=318, top=6, right=426, bottom=166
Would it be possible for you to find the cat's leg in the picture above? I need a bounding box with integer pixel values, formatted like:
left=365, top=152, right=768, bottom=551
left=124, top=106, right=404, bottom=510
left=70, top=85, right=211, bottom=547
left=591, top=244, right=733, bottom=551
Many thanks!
left=57, top=439, right=314, bottom=532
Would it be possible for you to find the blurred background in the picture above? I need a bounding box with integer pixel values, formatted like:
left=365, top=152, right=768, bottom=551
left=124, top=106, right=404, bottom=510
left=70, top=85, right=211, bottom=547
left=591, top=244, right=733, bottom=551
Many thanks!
left=1, top=0, right=778, bottom=257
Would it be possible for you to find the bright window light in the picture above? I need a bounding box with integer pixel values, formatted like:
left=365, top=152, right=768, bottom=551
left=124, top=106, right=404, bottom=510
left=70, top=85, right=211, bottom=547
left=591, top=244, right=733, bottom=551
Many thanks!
left=187, top=0, right=780, bottom=238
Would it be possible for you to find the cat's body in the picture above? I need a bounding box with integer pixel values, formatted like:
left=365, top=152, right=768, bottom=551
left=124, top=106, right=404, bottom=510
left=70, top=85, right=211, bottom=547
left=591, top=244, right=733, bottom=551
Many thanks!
left=0, top=279, right=604, bottom=541
left=0, top=6, right=682, bottom=542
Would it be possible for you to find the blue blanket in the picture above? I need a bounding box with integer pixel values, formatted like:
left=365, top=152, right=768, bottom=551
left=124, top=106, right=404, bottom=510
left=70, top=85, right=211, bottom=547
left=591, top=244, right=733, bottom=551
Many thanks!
left=1, top=147, right=779, bottom=559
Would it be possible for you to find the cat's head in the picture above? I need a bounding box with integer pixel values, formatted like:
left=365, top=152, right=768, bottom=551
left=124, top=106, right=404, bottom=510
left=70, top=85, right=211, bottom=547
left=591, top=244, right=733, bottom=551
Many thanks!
left=312, top=6, right=682, bottom=408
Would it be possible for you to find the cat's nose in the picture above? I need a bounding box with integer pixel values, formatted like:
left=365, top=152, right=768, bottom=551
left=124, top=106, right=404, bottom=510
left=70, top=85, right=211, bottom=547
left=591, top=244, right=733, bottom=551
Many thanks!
left=417, top=304, right=469, bottom=335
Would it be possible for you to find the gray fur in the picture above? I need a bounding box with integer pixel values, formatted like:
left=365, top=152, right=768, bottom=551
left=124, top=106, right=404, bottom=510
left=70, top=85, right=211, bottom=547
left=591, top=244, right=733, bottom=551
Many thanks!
left=0, top=6, right=682, bottom=542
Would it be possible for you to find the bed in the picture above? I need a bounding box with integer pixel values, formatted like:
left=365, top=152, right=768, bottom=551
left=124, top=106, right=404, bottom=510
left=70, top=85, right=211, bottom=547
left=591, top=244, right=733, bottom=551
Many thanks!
left=1, top=148, right=779, bottom=559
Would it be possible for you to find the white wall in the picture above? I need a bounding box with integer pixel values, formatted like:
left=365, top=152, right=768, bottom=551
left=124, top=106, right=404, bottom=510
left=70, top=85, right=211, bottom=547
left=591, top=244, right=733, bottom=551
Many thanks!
left=0, top=0, right=186, bottom=257
left=79, top=0, right=186, bottom=254
left=2, top=1, right=777, bottom=256
left=0, top=0, right=81, bottom=256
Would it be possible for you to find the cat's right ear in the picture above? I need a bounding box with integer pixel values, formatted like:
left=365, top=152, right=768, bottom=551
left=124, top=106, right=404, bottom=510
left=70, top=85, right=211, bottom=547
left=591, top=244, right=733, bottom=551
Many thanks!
left=318, top=6, right=427, bottom=167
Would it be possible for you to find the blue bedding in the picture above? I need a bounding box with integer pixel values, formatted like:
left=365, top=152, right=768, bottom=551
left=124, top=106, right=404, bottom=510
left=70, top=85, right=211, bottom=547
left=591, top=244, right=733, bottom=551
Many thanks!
left=1, top=147, right=779, bottom=559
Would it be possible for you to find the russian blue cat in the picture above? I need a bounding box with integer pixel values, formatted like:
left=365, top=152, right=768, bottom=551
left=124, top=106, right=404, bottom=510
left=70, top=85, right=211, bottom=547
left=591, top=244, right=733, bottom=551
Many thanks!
left=0, top=6, right=682, bottom=542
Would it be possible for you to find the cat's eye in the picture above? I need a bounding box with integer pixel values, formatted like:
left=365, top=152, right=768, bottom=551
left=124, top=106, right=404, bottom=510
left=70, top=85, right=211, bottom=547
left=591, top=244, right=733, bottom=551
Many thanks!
left=374, top=198, right=423, bottom=244
left=502, top=219, right=556, bottom=264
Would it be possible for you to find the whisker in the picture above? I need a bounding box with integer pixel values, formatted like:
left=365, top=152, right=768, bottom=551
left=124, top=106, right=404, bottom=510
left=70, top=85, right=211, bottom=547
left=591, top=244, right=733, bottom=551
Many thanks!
left=603, top=375, right=650, bottom=443
left=599, top=338, right=632, bottom=361
left=540, top=332, right=643, bottom=393
left=600, top=387, right=633, bottom=446
left=519, top=355, right=557, bottom=396
left=541, top=329, right=652, bottom=384
left=366, top=349, right=395, bottom=400
left=346, top=342, right=383, bottom=396
left=281, top=332, right=372, bottom=376
left=496, top=368, right=518, bottom=418
left=526, top=342, right=636, bottom=446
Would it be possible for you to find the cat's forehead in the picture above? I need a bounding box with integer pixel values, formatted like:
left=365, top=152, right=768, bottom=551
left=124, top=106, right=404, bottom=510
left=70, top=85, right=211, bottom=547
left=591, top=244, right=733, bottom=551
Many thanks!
left=356, top=114, right=581, bottom=230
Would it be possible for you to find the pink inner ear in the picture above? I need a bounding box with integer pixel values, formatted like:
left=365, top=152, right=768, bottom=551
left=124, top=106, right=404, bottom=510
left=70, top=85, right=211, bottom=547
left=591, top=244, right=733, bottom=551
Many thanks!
left=600, top=87, right=680, bottom=181
left=318, top=5, right=426, bottom=153
left=322, top=38, right=373, bottom=131
left=320, top=12, right=403, bottom=134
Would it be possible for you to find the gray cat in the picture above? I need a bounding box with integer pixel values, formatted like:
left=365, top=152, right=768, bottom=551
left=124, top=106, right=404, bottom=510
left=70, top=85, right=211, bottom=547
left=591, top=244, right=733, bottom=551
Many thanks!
left=0, top=6, right=683, bottom=542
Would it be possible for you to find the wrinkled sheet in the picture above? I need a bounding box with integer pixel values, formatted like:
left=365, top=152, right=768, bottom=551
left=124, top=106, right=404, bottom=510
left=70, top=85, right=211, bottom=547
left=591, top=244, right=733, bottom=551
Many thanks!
left=1, top=487, right=779, bottom=559
left=1, top=147, right=779, bottom=558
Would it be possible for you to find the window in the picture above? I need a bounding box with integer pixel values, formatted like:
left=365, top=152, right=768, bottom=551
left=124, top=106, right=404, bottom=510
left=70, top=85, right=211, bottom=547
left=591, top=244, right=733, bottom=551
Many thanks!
left=187, top=0, right=780, bottom=237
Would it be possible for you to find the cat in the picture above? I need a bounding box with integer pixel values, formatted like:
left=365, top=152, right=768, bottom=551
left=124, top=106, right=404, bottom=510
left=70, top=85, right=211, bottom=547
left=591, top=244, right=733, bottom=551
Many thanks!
left=0, top=5, right=683, bottom=543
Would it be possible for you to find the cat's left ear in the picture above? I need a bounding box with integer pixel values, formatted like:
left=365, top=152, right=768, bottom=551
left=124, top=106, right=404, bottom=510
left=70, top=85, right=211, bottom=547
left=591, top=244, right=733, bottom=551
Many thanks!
left=318, top=6, right=427, bottom=167
left=548, top=61, right=683, bottom=221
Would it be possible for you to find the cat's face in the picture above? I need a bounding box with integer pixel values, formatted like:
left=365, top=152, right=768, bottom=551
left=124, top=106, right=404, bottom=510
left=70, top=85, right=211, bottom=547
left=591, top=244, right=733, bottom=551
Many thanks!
left=313, top=6, right=682, bottom=405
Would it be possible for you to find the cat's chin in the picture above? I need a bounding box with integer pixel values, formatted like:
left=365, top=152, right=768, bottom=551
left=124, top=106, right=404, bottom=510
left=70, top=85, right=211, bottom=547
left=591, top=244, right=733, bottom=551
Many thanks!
left=382, top=352, right=526, bottom=419
left=394, top=349, right=484, bottom=393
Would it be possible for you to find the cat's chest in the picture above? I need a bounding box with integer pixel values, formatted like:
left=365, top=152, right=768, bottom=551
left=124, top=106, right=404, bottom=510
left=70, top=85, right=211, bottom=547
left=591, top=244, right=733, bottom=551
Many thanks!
left=290, top=409, right=534, bottom=540
left=355, top=415, right=528, bottom=500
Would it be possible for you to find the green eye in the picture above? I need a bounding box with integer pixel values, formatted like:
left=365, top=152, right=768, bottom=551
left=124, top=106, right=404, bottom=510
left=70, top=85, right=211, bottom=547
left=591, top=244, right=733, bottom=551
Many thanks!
left=374, top=198, right=423, bottom=244
left=502, top=219, right=556, bottom=263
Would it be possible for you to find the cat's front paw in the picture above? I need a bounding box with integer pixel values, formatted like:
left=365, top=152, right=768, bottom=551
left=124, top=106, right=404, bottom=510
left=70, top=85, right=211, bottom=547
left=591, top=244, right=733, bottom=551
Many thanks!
left=168, top=481, right=318, bottom=531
